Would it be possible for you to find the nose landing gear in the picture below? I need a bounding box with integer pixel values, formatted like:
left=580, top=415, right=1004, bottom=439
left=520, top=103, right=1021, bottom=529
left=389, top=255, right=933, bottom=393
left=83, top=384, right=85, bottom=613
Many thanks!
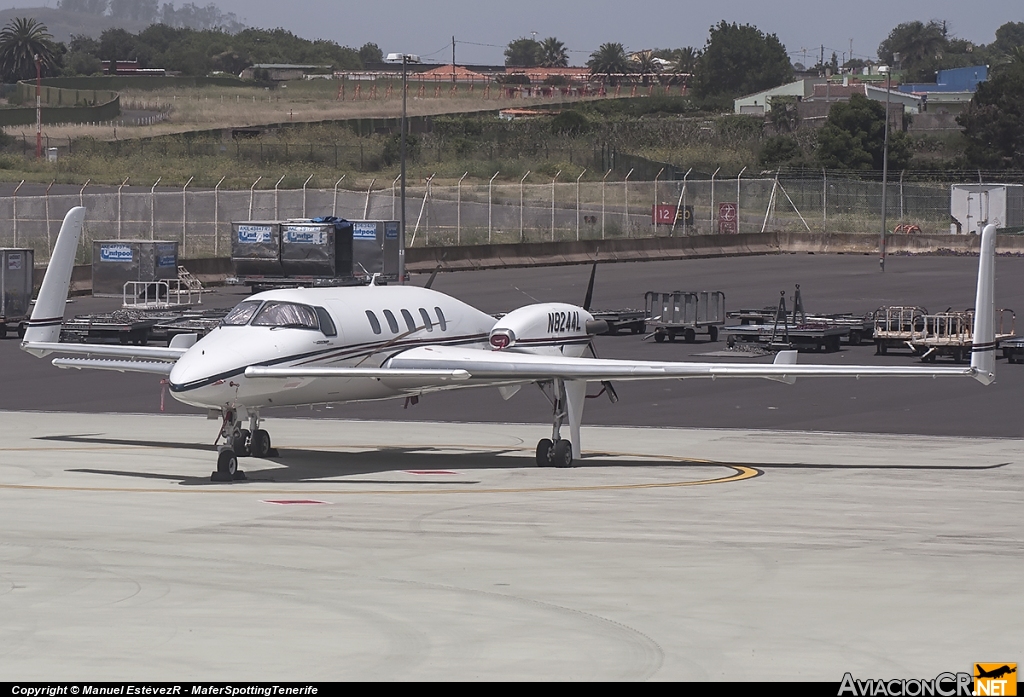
left=211, top=408, right=275, bottom=482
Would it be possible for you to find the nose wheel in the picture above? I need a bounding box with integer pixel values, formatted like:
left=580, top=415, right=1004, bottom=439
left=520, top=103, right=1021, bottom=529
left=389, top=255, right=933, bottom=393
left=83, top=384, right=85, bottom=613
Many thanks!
left=211, top=408, right=274, bottom=482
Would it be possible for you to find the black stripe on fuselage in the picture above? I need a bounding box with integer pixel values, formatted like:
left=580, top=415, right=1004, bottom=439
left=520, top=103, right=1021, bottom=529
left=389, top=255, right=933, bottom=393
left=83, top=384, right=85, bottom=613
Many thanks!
left=168, top=333, right=489, bottom=393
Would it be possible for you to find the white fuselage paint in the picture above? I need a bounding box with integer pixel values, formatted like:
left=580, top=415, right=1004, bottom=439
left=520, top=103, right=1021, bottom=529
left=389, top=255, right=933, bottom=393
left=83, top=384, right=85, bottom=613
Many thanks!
left=167, top=285, right=589, bottom=411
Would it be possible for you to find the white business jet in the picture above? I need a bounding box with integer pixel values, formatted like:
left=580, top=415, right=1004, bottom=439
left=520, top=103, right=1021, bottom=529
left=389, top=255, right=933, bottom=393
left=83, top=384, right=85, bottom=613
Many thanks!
left=22, top=207, right=998, bottom=481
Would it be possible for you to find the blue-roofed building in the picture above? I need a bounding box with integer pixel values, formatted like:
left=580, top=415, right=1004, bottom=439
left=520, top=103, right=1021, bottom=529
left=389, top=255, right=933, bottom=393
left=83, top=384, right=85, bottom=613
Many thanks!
left=899, top=65, right=987, bottom=120
left=900, top=65, right=988, bottom=93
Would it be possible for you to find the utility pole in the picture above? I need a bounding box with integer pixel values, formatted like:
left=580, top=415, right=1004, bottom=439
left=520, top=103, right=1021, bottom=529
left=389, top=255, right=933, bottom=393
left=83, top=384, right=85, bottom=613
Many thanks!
left=452, top=36, right=456, bottom=83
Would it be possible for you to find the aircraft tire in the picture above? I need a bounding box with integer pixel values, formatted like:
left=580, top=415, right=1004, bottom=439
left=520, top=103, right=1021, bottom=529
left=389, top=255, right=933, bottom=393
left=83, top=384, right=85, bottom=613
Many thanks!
left=553, top=439, right=573, bottom=468
left=213, top=449, right=238, bottom=482
left=251, top=429, right=272, bottom=458
left=233, top=429, right=251, bottom=457
left=536, top=439, right=554, bottom=467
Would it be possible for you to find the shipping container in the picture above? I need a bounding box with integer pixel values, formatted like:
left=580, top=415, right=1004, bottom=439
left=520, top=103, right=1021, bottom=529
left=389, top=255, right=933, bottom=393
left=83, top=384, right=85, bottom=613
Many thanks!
left=0, top=248, right=33, bottom=336
left=950, top=184, right=1024, bottom=234
left=92, top=240, right=178, bottom=297
left=231, top=221, right=283, bottom=276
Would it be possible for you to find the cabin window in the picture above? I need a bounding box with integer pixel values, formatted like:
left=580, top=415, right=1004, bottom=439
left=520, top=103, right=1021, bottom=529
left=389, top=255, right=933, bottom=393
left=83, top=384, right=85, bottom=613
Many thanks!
left=419, top=308, right=433, bottom=331
left=251, top=301, right=319, bottom=330
left=401, top=309, right=416, bottom=332
left=383, top=309, right=400, bottom=334
left=365, top=310, right=382, bottom=335
left=435, top=307, right=447, bottom=331
left=314, top=307, right=337, bottom=337
left=223, top=300, right=262, bottom=326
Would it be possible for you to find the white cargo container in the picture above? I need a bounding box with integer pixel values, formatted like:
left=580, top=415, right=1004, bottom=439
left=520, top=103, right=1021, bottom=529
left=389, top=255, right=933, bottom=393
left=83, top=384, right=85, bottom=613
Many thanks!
left=950, top=183, right=1024, bottom=234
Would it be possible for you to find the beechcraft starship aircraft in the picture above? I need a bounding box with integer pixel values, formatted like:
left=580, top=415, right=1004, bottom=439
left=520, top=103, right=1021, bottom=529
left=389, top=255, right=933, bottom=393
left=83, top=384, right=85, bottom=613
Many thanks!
left=22, top=208, right=998, bottom=481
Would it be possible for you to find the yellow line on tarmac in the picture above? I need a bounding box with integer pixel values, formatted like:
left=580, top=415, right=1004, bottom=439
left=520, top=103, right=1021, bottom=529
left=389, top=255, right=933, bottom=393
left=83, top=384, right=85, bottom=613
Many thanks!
left=0, top=468, right=760, bottom=496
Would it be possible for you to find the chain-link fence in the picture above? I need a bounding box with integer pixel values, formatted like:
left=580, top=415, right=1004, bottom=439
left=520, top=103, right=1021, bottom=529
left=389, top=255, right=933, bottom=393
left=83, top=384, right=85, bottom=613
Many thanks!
left=0, top=171, right=1010, bottom=263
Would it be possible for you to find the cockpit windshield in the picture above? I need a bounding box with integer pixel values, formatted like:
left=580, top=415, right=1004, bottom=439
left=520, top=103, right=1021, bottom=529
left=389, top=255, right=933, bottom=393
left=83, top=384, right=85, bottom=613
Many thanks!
left=251, top=301, right=320, bottom=330
left=222, top=300, right=263, bottom=326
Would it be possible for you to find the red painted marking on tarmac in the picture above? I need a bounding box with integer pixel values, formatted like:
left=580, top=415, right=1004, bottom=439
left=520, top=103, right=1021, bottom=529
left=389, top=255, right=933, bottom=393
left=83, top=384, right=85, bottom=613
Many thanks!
left=261, top=499, right=330, bottom=505
left=404, top=470, right=459, bottom=475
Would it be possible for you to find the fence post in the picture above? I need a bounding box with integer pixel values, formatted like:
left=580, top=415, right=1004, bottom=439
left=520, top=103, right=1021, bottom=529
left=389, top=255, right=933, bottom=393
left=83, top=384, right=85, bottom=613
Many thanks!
left=551, top=170, right=561, bottom=241
left=411, top=173, right=434, bottom=247
left=214, top=176, right=225, bottom=257
left=182, top=176, right=193, bottom=249
left=575, top=168, right=586, bottom=241
left=899, top=169, right=906, bottom=221
left=332, top=176, right=345, bottom=217
left=150, top=177, right=161, bottom=240
left=117, top=177, right=129, bottom=240
left=671, top=168, right=691, bottom=237
left=273, top=175, right=285, bottom=219
left=710, top=167, right=720, bottom=234
left=623, top=168, right=633, bottom=237
left=488, top=171, right=499, bottom=243
left=653, top=168, right=664, bottom=237
left=520, top=171, right=530, bottom=242
left=12, top=180, right=23, bottom=247
left=302, top=173, right=314, bottom=218
left=601, top=169, right=611, bottom=240
left=44, top=179, right=54, bottom=255
left=391, top=174, right=400, bottom=220
left=363, top=178, right=376, bottom=219
left=457, top=171, right=467, bottom=245
left=249, top=176, right=262, bottom=220
left=822, top=168, right=827, bottom=232
left=425, top=175, right=433, bottom=242
left=736, top=166, right=746, bottom=234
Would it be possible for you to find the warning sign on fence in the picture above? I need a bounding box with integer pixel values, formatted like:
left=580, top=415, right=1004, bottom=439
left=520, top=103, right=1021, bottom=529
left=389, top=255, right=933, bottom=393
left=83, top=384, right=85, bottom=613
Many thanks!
left=718, top=202, right=738, bottom=234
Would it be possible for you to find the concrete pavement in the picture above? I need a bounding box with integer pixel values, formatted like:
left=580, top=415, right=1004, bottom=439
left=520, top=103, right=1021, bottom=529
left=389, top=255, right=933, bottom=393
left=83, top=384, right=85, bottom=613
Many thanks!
left=0, top=411, right=1020, bottom=680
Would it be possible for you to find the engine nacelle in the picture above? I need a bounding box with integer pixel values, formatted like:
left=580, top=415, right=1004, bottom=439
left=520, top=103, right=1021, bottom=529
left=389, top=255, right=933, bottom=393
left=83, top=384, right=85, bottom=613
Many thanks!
left=488, top=302, right=598, bottom=356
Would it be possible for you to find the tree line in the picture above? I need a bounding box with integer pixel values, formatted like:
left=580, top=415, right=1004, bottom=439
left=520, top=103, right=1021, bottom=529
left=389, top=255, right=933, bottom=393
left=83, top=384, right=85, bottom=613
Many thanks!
left=0, top=17, right=382, bottom=82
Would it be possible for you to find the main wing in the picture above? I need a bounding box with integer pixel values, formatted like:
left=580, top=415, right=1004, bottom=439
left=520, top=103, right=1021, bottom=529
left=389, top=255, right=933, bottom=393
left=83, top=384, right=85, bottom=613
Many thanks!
left=246, top=221, right=997, bottom=389
left=244, top=345, right=982, bottom=385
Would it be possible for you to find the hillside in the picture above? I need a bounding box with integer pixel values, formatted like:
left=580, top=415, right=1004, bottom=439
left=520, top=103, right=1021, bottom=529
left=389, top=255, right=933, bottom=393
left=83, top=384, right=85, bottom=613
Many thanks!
left=0, top=6, right=152, bottom=42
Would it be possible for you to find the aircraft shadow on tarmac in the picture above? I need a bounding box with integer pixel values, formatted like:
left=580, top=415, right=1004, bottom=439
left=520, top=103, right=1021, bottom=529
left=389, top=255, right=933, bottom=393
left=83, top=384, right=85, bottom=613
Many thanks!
left=39, top=432, right=731, bottom=486
left=38, top=433, right=1007, bottom=487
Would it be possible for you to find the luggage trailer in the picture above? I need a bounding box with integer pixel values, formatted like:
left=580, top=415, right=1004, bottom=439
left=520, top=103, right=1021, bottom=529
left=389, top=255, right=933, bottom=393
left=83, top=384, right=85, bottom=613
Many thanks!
left=643, top=290, right=727, bottom=343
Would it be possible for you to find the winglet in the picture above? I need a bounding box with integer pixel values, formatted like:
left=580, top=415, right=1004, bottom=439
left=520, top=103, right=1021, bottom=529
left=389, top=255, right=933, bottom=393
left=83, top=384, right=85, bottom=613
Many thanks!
left=767, top=349, right=798, bottom=384
left=970, top=224, right=996, bottom=385
left=21, top=207, right=86, bottom=356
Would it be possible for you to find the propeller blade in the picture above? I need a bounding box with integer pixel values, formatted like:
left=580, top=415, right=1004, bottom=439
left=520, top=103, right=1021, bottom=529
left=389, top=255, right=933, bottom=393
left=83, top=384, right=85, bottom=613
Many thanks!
left=424, top=252, right=449, bottom=289
left=424, top=263, right=443, bottom=290
left=583, top=258, right=598, bottom=311
left=586, top=340, right=619, bottom=403
left=602, top=380, right=619, bottom=403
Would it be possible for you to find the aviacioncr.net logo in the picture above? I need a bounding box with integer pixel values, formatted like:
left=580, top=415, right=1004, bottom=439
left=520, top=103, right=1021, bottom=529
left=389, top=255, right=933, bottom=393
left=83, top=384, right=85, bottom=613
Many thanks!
left=838, top=672, right=973, bottom=696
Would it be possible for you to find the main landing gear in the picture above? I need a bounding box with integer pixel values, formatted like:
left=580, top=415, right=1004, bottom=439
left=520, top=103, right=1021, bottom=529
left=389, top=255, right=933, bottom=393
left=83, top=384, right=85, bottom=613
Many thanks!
left=535, top=379, right=585, bottom=468
left=211, top=408, right=274, bottom=482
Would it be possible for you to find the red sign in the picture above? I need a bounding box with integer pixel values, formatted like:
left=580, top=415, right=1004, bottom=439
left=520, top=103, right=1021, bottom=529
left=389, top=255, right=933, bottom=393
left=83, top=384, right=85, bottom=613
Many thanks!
left=652, top=204, right=676, bottom=225
left=718, top=202, right=738, bottom=234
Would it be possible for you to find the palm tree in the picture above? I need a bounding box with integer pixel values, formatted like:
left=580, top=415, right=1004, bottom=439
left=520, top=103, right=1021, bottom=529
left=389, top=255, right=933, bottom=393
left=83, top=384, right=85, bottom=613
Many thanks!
left=539, top=37, right=568, bottom=68
left=0, top=18, right=57, bottom=82
left=630, top=50, right=660, bottom=85
left=671, top=47, right=699, bottom=75
left=587, top=42, right=630, bottom=85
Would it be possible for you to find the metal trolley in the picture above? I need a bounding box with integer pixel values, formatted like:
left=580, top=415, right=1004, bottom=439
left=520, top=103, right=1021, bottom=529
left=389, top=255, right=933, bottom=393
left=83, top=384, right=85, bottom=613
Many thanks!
left=644, top=290, right=726, bottom=343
